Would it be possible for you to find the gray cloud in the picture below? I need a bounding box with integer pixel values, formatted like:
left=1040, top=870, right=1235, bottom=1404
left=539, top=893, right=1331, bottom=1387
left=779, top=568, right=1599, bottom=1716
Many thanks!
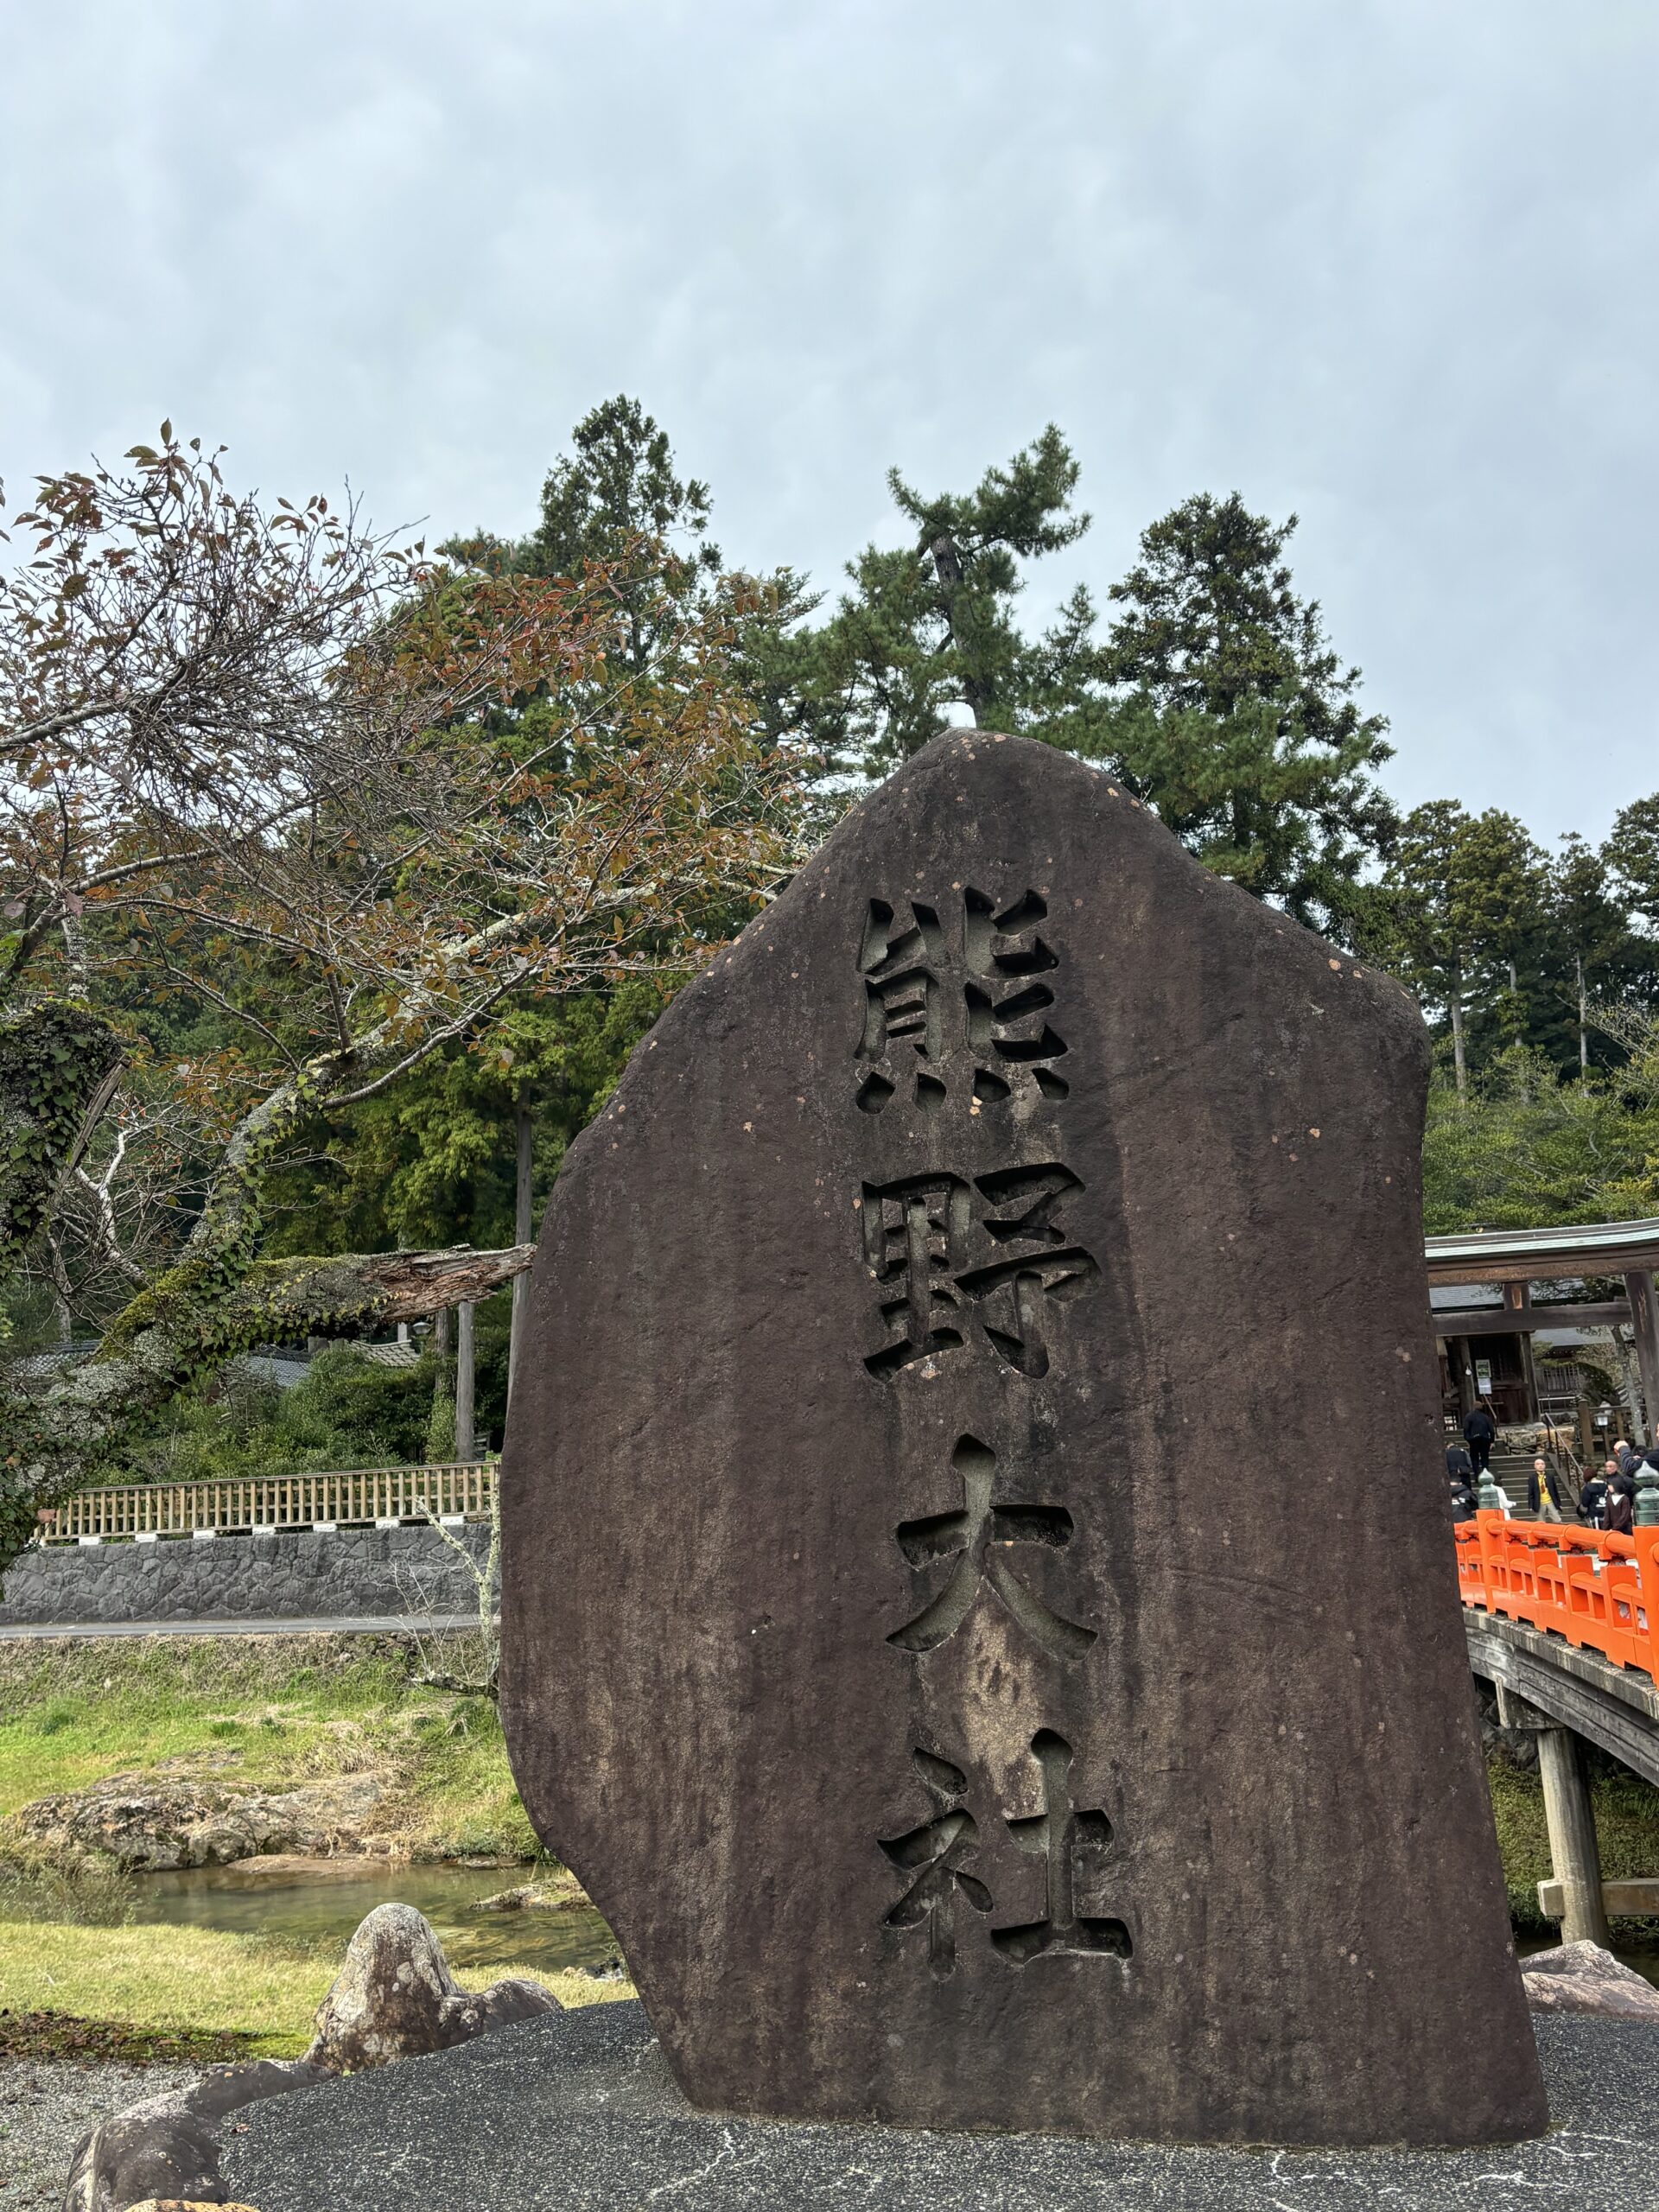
left=3, top=0, right=1654, bottom=839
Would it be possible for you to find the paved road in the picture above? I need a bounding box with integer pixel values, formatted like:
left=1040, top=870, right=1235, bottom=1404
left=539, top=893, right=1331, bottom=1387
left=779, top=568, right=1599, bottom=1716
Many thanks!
left=222, top=2000, right=1658, bottom=2212
left=0, top=1614, right=480, bottom=1641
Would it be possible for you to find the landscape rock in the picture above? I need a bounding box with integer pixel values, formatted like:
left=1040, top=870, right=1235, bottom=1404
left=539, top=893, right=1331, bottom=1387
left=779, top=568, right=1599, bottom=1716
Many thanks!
left=1522, top=1939, right=1659, bottom=2018
left=502, top=730, right=1546, bottom=2145
left=218, top=1850, right=385, bottom=1885
left=20, top=1769, right=385, bottom=1871
left=469, top=1872, right=587, bottom=1913
left=122, top=2202, right=263, bottom=2210
left=63, top=1907, right=559, bottom=2210
left=304, top=1903, right=559, bottom=2071
left=63, top=2057, right=324, bottom=2212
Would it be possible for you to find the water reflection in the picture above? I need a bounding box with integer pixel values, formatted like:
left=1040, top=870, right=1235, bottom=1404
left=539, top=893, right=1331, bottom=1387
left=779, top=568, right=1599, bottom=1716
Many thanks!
left=127, top=1859, right=620, bottom=1976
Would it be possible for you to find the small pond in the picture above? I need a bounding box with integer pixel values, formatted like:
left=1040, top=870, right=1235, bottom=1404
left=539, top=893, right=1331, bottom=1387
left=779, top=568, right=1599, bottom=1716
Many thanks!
left=127, top=1860, right=620, bottom=1977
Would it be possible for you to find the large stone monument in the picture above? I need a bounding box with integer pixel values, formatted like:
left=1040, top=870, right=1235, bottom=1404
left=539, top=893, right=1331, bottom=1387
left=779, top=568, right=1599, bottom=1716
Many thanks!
left=501, top=734, right=1547, bottom=2145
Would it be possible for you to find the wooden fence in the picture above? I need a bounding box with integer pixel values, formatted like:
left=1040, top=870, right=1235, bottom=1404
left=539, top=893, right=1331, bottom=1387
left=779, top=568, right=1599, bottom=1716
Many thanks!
left=41, top=1462, right=494, bottom=1541
left=1455, top=1510, right=1659, bottom=1687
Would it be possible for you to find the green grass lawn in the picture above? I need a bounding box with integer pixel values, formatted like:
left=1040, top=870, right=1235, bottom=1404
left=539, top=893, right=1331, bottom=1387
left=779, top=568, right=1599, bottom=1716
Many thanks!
left=0, top=1922, right=632, bottom=2058
left=0, top=1631, right=536, bottom=1861
left=0, top=1633, right=646, bottom=2050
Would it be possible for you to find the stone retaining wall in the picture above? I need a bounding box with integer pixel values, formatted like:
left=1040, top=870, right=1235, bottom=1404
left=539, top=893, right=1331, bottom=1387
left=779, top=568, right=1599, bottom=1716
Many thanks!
left=0, top=1521, right=495, bottom=1626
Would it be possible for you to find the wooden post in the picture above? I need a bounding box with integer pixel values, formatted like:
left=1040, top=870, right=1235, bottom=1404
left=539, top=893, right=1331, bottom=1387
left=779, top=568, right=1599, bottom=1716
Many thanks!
left=508, top=1097, right=533, bottom=1404
left=1536, top=1726, right=1610, bottom=1948
left=1625, top=1269, right=1659, bottom=1447
left=1506, top=1283, right=1539, bottom=1423
left=1453, top=1336, right=1478, bottom=1421
left=456, top=1299, right=476, bottom=1461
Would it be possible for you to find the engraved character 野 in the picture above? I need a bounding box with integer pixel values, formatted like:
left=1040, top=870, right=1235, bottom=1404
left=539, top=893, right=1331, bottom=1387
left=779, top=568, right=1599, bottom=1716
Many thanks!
left=862, top=1165, right=1099, bottom=1380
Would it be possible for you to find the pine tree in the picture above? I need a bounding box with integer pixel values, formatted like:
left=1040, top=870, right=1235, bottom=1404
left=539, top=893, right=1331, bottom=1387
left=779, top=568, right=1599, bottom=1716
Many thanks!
left=1606, top=792, right=1659, bottom=931
left=1092, top=493, right=1395, bottom=937
left=1548, top=834, right=1630, bottom=1072
left=794, top=427, right=1106, bottom=772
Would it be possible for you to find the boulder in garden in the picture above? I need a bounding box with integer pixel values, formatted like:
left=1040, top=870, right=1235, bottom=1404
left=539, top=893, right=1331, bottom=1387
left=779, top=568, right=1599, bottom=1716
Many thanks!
left=502, top=732, right=1547, bottom=2145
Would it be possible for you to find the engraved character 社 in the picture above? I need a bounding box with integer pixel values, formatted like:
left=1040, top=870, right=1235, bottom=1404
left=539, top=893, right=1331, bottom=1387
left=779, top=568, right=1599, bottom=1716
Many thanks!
left=878, top=1749, right=994, bottom=1978
left=994, top=1730, right=1131, bottom=1965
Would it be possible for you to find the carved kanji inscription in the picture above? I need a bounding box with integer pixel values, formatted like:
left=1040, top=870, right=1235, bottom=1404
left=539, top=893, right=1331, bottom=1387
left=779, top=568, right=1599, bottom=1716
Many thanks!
left=504, top=730, right=1548, bottom=2145
left=862, top=1165, right=1098, bottom=1379
left=855, top=887, right=1068, bottom=1110
left=887, top=1435, right=1096, bottom=1661
left=878, top=1748, right=993, bottom=1979
left=995, top=1731, right=1130, bottom=1966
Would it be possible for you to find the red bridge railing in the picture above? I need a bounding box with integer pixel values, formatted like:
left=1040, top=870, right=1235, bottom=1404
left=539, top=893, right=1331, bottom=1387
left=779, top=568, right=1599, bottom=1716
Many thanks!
left=1455, top=1510, right=1659, bottom=1688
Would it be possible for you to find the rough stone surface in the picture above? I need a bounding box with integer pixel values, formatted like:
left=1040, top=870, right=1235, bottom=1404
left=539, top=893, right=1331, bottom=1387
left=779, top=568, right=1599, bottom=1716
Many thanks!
left=62, top=2058, right=326, bottom=2212
left=303, top=1903, right=558, bottom=2073
left=501, top=734, right=1544, bottom=2145
left=17, top=1769, right=386, bottom=1870
left=0, top=1523, right=493, bottom=1628
left=1522, top=1937, right=1659, bottom=2018
left=123, top=2202, right=261, bottom=2210
left=221, top=2001, right=1657, bottom=2212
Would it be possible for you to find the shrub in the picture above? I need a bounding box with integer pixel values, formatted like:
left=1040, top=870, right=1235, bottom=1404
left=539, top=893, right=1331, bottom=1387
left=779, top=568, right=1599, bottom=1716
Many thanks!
left=0, top=1825, right=134, bottom=1927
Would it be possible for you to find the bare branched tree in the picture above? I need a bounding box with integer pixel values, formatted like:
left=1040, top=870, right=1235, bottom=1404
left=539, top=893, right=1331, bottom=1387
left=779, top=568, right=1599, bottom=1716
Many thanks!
left=0, top=429, right=797, bottom=1570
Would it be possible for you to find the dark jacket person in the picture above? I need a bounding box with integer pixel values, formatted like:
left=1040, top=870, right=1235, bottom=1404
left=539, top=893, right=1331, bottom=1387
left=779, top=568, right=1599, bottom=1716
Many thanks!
left=1446, top=1442, right=1474, bottom=1479
left=1464, top=1403, right=1497, bottom=1475
left=1607, top=1478, right=1637, bottom=1536
left=1527, top=1459, right=1567, bottom=1520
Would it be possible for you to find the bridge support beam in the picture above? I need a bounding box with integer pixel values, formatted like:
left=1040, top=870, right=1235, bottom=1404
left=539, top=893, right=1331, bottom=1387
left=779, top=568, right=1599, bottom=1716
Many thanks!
left=1536, top=1727, right=1610, bottom=1948
left=1497, top=1683, right=1610, bottom=1947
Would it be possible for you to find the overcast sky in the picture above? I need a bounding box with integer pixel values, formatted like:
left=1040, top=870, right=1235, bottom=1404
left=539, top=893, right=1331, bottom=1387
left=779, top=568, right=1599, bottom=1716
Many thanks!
left=3, top=2, right=1654, bottom=842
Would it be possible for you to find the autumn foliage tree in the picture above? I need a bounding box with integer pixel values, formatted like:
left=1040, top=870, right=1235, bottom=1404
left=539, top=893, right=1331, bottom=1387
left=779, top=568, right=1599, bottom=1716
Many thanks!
left=0, top=429, right=792, bottom=1569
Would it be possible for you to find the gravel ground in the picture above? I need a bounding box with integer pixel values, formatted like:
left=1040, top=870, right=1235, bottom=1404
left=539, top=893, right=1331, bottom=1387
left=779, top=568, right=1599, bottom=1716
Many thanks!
left=225, top=2002, right=1659, bottom=2212
left=0, top=2058, right=199, bottom=2212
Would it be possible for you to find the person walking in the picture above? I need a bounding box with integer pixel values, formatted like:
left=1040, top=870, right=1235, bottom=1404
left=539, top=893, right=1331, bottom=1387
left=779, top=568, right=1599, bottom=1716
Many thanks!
left=1446, top=1440, right=1474, bottom=1481
left=1448, top=1472, right=1478, bottom=1522
left=1578, top=1464, right=1613, bottom=1529
left=1606, top=1475, right=1637, bottom=1536
left=1464, top=1400, right=1497, bottom=1477
left=1527, top=1456, right=1567, bottom=1523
